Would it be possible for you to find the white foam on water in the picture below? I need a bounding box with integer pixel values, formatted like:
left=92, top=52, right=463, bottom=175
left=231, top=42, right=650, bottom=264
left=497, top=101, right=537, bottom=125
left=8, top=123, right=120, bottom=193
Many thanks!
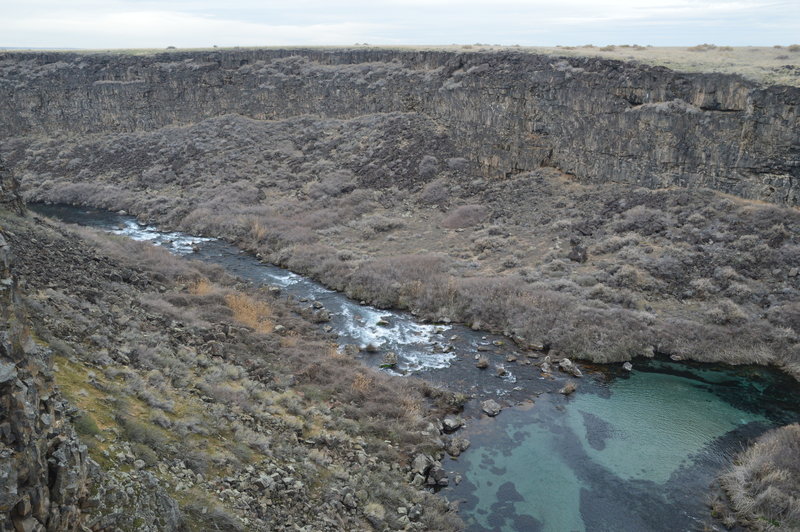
left=112, top=220, right=214, bottom=254
left=338, top=306, right=456, bottom=372
left=267, top=271, right=303, bottom=287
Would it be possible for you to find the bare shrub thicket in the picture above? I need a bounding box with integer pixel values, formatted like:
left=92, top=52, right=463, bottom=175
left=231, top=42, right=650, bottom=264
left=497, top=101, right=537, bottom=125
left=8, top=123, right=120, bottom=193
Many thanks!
left=441, top=204, right=488, bottom=228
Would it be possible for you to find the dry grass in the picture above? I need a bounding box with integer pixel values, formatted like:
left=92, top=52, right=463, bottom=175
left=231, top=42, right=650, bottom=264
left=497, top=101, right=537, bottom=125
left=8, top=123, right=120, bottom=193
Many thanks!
left=224, top=292, right=274, bottom=334
left=721, top=424, right=800, bottom=530
left=190, top=278, right=216, bottom=296
left=351, top=371, right=374, bottom=395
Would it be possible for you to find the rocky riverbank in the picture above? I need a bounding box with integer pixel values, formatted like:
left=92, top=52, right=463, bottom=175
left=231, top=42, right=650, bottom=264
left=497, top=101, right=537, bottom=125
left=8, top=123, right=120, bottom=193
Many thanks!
left=1, top=163, right=466, bottom=530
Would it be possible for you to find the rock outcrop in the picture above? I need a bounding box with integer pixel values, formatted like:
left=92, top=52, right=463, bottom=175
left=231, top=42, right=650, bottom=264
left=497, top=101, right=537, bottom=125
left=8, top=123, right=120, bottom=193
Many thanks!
left=0, top=49, right=797, bottom=205
left=0, top=161, right=91, bottom=531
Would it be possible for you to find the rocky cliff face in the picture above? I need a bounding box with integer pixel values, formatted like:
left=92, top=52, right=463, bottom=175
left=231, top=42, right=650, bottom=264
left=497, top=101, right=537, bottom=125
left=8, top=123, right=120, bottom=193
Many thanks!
left=0, top=161, right=91, bottom=531
left=1, top=49, right=798, bottom=205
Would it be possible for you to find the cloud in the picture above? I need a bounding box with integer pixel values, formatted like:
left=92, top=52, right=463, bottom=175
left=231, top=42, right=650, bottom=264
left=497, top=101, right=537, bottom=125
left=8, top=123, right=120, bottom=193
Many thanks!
left=1, top=0, right=798, bottom=48
left=1, top=10, right=386, bottom=48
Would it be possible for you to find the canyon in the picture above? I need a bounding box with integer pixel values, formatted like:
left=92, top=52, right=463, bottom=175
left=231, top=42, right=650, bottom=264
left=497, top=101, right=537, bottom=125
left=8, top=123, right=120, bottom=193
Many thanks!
left=1, top=47, right=799, bottom=530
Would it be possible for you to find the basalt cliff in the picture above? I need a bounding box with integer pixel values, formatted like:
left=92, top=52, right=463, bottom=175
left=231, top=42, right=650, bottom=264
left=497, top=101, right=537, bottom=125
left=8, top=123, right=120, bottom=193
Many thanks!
left=0, top=48, right=798, bottom=205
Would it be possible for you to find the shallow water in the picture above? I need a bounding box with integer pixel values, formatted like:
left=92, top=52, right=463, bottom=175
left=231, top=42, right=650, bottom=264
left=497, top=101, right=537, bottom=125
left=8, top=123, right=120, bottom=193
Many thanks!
left=34, top=203, right=800, bottom=531
left=445, top=360, right=800, bottom=531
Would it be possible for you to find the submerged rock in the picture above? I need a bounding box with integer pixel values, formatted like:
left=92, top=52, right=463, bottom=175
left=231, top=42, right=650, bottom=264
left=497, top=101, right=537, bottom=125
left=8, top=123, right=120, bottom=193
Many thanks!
left=560, top=381, right=577, bottom=395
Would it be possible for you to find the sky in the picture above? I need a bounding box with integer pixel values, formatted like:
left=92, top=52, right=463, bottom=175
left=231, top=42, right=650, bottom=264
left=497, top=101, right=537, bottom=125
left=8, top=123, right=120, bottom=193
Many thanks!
left=1, top=0, right=798, bottom=49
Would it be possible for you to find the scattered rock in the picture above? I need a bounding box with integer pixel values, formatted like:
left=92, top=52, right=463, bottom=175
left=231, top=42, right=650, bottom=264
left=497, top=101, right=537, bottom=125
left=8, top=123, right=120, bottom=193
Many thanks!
left=495, top=365, right=508, bottom=377
left=475, top=356, right=489, bottom=369
left=622, top=361, right=633, bottom=372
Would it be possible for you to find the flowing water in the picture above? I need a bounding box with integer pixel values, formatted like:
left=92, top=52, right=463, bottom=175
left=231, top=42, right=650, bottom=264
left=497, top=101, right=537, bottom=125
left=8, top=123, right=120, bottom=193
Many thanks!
left=34, top=203, right=800, bottom=531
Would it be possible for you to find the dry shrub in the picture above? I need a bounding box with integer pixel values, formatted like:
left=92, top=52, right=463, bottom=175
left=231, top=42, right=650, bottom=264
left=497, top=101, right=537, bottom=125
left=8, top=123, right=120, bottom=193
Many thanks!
left=721, top=424, right=800, bottom=530
left=351, top=372, right=374, bottom=395
left=441, top=204, right=487, bottom=229
left=190, top=278, right=215, bottom=296
left=224, top=292, right=274, bottom=333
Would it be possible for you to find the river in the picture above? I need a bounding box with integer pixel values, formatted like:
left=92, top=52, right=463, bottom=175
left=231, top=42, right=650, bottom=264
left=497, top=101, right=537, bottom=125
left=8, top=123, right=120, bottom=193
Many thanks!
left=33, top=203, right=800, bottom=532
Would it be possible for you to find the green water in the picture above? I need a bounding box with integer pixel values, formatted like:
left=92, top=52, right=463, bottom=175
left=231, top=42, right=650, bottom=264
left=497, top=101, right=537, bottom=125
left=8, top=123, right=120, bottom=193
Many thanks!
left=446, top=361, right=800, bottom=531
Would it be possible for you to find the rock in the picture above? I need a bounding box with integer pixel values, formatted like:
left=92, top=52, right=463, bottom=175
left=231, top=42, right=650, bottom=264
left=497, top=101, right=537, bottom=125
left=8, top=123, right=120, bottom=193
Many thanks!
left=364, top=343, right=380, bottom=353
left=670, top=354, right=683, bottom=361
left=559, top=358, right=583, bottom=377
left=568, top=240, right=588, bottom=263
left=481, top=399, right=502, bottom=417
left=411, top=454, right=433, bottom=476
left=363, top=502, right=386, bottom=527
left=343, top=344, right=360, bottom=357
left=342, top=492, right=357, bottom=509
left=133, top=459, right=146, bottom=470
left=376, top=318, right=390, bottom=326
left=312, top=309, right=331, bottom=323
left=312, top=301, right=324, bottom=309
left=426, top=465, right=448, bottom=487
left=622, top=361, right=633, bottom=372
left=273, top=324, right=286, bottom=334
left=789, top=267, right=799, bottom=277
left=0, top=361, right=17, bottom=384
left=408, top=505, right=423, bottom=521
left=475, top=356, right=489, bottom=369
left=446, top=437, right=471, bottom=457
left=495, top=365, right=508, bottom=377
left=559, top=381, right=577, bottom=395
left=442, top=415, right=464, bottom=433
left=381, top=351, right=398, bottom=367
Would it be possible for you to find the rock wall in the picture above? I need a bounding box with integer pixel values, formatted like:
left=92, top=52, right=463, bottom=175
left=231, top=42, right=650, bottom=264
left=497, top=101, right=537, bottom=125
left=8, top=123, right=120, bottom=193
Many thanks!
left=0, top=49, right=798, bottom=205
left=0, top=160, right=91, bottom=531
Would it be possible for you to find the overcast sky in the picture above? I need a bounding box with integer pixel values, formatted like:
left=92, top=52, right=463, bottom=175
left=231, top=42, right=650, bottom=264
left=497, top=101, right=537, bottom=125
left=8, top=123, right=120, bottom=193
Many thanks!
left=2, top=0, right=798, bottom=49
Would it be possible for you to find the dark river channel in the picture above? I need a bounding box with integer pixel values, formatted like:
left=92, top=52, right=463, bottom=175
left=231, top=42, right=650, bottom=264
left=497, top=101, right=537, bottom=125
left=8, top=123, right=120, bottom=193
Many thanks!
left=33, top=203, right=800, bottom=532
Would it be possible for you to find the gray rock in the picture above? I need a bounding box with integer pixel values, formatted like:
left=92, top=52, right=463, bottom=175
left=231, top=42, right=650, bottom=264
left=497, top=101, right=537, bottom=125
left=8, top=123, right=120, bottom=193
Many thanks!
left=442, top=415, right=464, bottom=433
left=481, top=399, right=502, bottom=417
left=622, top=361, right=633, bottom=372
left=0, top=361, right=17, bottom=384
left=411, top=454, right=433, bottom=476
left=408, top=504, right=423, bottom=521
left=559, top=358, right=583, bottom=377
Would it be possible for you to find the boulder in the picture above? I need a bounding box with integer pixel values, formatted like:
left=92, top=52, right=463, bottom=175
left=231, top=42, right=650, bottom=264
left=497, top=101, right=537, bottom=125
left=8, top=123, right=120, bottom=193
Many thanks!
left=442, top=415, right=464, bottom=433
left=381, top=351, right=398, bottom=367
left=622, top=361, right=633, bottom=372
left=481, top=399, right=502, bottom=417
left=411, top=454, right=433, bottom=476
left=559, top=358, right=583, bottom=377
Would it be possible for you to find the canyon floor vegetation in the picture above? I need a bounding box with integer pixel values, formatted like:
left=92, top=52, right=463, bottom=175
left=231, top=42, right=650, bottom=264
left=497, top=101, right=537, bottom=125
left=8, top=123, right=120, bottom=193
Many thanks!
left=8, top=111, right=800, bottom=381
